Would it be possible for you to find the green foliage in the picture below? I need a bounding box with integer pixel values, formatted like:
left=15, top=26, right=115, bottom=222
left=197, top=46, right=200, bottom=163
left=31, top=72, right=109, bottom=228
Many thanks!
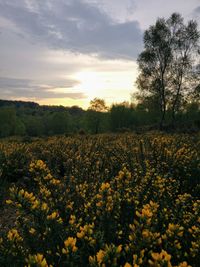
left=0, top=107, right=17, bottom=137
left=45, top=112, right=69, bottom=135
left=110, top=104, right=136, bottom=131
left=0, top=98, right=199, bottom=138
left=14, top=118, right=26, bottom=136
left=0, top=143, right=30, bottom=182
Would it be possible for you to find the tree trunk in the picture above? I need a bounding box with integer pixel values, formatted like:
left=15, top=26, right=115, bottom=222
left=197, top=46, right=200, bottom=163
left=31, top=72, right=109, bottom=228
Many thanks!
left=159, top=70, right=166, bottom=130
left=95, top=119, right=100, bottom=134
left=171, top=73, right=183, bottom=128
left=159, top=105, right=166, bottom=130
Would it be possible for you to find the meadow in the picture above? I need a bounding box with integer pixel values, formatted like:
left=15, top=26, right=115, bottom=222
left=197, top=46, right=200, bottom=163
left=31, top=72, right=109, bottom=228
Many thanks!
left=0, top=133, right=199, bottom=267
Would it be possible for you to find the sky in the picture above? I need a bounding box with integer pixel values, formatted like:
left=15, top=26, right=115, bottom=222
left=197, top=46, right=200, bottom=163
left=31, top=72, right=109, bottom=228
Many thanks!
left=0, top=0, right=200, bottom=109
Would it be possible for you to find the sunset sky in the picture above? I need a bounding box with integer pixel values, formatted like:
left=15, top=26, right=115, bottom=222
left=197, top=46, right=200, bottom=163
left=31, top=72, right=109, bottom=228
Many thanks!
left=0, top=0, right=199, bottom=109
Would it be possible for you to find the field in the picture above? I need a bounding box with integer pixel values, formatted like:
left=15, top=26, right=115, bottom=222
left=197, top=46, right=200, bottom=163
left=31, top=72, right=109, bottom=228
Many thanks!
left=0, top=133, right=199, bottom=267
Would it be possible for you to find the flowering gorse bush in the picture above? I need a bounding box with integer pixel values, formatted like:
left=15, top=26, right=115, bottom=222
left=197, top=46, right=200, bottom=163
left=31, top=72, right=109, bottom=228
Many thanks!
left=0, top=134, right=199, bottom=266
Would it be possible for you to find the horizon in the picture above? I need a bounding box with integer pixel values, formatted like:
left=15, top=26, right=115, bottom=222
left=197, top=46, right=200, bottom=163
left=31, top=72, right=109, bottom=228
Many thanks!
left=0, top=97, right=135, bottom=111
left=0, top=0, right=200, bottom=109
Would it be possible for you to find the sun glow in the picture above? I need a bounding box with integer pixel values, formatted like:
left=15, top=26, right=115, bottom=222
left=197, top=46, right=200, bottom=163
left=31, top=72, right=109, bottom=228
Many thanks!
left=73, top=69, right=138, bottom=107
left=74, top=71, right=104, bottom=97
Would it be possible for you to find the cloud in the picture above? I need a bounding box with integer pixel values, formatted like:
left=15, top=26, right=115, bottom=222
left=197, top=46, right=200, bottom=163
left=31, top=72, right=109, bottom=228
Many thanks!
left=0, top=0, right=142, bottom=60
left=191, top=5, right=200, bottom=27
left=84, top=0, right=136, bottom=23
left=194, top=6, right=200, bottom=14
left=0, top=76, right=85, bottom=100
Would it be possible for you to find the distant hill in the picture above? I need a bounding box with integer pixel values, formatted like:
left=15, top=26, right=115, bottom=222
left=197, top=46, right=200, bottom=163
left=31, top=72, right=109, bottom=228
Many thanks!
left=0, top=99, right=39, bottom=109
left=0, top=99, right=85, bottom=116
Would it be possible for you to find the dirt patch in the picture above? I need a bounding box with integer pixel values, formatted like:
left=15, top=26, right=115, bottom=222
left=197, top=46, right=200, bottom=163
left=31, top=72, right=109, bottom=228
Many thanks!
left=0, top=205, right=16, bottom=234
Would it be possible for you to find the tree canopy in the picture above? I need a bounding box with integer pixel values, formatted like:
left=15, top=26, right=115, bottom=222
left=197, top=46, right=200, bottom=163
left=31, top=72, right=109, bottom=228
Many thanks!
left=136, top=13, right=200, bottom=129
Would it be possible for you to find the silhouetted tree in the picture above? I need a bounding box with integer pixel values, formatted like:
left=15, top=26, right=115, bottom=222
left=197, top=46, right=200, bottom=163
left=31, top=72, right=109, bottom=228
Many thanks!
left=110, top=102, right=136, bottom=131
left=136, top=13, right=200, bottom=129
left=87, top=98, right=108, bottom=134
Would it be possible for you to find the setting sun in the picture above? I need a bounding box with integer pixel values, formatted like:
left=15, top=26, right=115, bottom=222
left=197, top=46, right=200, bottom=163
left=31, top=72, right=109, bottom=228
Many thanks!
left=72, top=67, right=138, bottom=107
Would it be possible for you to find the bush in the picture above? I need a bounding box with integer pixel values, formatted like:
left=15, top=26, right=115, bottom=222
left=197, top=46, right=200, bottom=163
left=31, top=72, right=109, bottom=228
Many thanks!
left=0, top=134, right=199, bottom=266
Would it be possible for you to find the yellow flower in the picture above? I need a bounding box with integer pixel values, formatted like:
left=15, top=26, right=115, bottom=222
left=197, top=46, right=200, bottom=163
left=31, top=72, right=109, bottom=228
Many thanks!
left=27, top=253, right=48, bottom=267
left=142, top=208, right=153, bottom=218
left=50, top=178, right=60, bottom=185
left=116, top=244, right=122, bottom=253
left=89, top=256, right=95, bottom=264
left=100, top=182, right=110, bottom=191
left=7, top=229, right=23, bottom=242
left=47, top=211, right=58, bottom=220
left=175, top=240, right=181, bottom=249
left=150, top=250, right=172, bottom=266
left=168, top=223, right=177, bottom=231
left=151, top=252, right=160, bottom=261
left=64, top=237, right=76, bottom=247
left=63, top=237, right=78, bottom=254
left=142, top=229, right=150, bottom=238
left=57, top=217, right=63, bottom=224
left=41, top=203, right=48, bottom=211
left=69, top=215, right=76, bottom=225
left=6, top=199, right=13, bottom=204
left=77, top=231, right=85, bottom=239
left=29, top=228, right=36, bottom=234
left=178, top=262, right=192, bottom=267
left=36, top=254, right=44, bottom=262
left=31, top=200, right=40, bottom=210
left=96, top=249, right=105, bottom=264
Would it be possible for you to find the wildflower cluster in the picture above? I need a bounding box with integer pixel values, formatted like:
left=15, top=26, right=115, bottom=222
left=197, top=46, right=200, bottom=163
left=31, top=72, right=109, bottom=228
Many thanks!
left=0, top=134, right=199, bottom=266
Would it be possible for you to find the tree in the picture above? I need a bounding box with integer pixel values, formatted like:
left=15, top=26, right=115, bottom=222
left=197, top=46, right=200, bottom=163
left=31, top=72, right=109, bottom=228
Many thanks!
left=136, top=13, right=200, bottom=129
left=86, top=98, right=108, bottom=134
left=0, top=107, right=17, bottom=137
left=89, top=98, right=108, bottom=112
left=45, top=112, right=69, bottom=135
left=14, top=118, right=26, bottom=136
left=110, top=103, right=136, bottom=131
left=23, top=115, right=45, bottom=137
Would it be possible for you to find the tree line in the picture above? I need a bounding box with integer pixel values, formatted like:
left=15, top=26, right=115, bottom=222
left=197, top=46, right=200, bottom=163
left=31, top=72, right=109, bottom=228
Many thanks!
left=0, top=96, right=199, bottom=138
